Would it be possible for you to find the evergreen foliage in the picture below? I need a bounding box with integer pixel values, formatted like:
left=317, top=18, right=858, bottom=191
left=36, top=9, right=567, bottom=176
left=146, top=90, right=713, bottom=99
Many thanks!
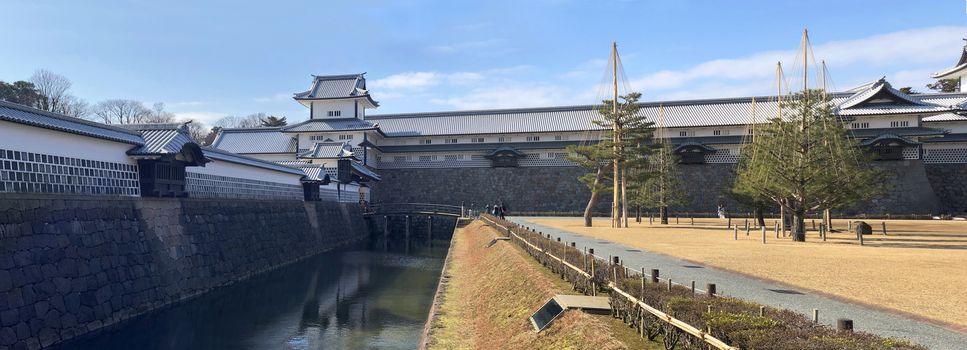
left=733, top=90, right=882, bottom=241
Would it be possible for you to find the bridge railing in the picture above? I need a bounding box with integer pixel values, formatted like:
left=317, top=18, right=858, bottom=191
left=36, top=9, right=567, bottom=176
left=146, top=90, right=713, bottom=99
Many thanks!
left=365, top=203, right=465, bottom=217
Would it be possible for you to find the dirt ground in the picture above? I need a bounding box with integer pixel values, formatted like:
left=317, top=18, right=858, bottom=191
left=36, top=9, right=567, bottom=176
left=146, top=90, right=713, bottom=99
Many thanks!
left=426, top=221, right=659, bottom=350
left=529, top=217, right=967, bottom=330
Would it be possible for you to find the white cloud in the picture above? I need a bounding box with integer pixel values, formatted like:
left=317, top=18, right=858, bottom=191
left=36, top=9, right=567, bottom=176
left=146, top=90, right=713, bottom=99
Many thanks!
left=370, top=72, right=443, bottom=90
left=628, top=26, right=967, bottom=98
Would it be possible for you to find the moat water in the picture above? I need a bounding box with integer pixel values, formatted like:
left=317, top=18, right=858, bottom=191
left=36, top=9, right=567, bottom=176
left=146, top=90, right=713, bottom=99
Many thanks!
left=55, top=240, right=449, bottom=350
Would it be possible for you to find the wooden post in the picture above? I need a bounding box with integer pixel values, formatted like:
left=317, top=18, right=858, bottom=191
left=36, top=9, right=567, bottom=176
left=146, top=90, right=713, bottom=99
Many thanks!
left=733, top=227, right=738, bottom=240
left=649, top=214, right=653, bottom=225
left=858, top=230, right=864, bottom=246
left=583, top=247, right=588, bottom=271
left=676, top=216, right=679, bottom=224
left=590, top=251, right=596, bottom=296
left=761, top=226, right=766, bottom=244
left=813, top=309, right=819, bottom=323
left=837, top=319, right=853, bottom=332
left=691, top=280, right=696, bottom=294
left=759, top=306, right=765, bottom=317
left=667, top=278, right=672, bottom=291
left=848, top=220, right=852, bottom=231
left=383, top=216, right=389, bottom=251
left=706, top=283, right=716, bottom=297
left=690, top=216, right=694, bottom=226
left=775, top=222, right=780, bottom=238
left=727, top=216, right=731, bottom=228
left=746, top=224, right=750, bottom=236
left=405, top=215, right=411, bottom=254
left=640, top=268, right=645, bottom=292
left=812, top=219, right=816, bottom=231
left=650, top=269, right=659, bottom=283
left=881, top=222, right=887, bottom=236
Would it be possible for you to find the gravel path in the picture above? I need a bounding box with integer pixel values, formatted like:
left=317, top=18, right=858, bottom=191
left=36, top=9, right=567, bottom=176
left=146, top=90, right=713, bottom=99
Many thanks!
left=508, top=217, right=967, bottom=350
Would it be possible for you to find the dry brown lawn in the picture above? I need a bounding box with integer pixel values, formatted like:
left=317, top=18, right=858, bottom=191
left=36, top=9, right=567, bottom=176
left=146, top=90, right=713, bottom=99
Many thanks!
left=427, top=221, right=659, bottom=350
left=529, top=217, right=967, bottom=330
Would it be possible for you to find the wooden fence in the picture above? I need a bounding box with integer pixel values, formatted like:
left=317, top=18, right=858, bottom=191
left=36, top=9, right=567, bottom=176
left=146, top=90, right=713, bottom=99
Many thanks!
left=480, top=214, right=738, bottom=350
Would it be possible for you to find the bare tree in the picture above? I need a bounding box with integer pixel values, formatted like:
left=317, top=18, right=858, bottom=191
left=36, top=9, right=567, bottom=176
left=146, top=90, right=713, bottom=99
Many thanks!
left=30, top=70, right=72, bottom=112
left=92, top=99, right=153, bottom=124
left=148, top=102, right=176, bottom=123
left=213, top=113, right=263, bottom=128
left=60, top=95, right=90, bottom=119
left=183, top=120, right=211, bottom=145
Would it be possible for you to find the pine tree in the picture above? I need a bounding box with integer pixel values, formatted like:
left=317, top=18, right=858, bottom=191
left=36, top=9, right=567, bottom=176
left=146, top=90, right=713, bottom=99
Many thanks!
left=569, top=92, right=654, bottom=227
left=733, top=90, right=882, bottom=241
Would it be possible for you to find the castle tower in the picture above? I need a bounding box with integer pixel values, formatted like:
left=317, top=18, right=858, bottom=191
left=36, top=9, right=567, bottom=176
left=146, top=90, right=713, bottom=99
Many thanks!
left=293, top=73, right=379, bottom=119
left=931, top=40, right=967, bottom=92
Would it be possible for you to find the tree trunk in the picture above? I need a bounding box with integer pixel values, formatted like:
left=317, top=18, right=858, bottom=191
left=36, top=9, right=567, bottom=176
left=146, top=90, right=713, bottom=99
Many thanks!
left=792, top=209, right=806, bottom=242
left=755, top=206, right=765, bottom=227
left=660, top=206, right=669, bottom=225
left=584, top=166, right=605, bottom=227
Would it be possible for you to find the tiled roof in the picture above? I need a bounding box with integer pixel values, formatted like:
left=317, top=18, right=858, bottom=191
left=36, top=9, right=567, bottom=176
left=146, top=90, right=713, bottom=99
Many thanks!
left=0, top=100, right=144, bottom=145
left=923, top=112, right=967, bottom=122
left=293, top=73, right=378, bottom=107
left=351, top=162, right=380, bottom=182
left=835, top=78, right=954, bottom=116
left=847, top=127, right=946, bottom=138
left=923, top=133, right=967, bottom=143
left=281, top=118, right=381, bottom=133
left=211, top=128, right=298, bottom=154
left=301, top=142, right=354, bottom=159
left=378, top=140, right=586, bottom=153
left=858, top=134, right=920, bottom=147
left=932, top=44, right=967, bottom=79
left=201, top=147, right=306, bottom=176
left=120, top=123, right=196, bottom=155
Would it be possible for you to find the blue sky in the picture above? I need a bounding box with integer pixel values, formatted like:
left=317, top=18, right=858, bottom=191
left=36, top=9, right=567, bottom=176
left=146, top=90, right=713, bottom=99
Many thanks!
left=2, top=1, right=966, bottom=126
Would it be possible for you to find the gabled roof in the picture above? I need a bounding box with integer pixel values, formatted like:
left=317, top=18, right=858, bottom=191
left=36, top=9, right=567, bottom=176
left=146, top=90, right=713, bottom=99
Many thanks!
left=932, top=44, right=967, bottom=79
left=300, top=142, right=355, bottom=159
left=835, top=78, right=953, bottom=116
left=350, top=162, right=380, bottom=182
left=484, top=146, right=527, bottom=158
left=211, top=127, right=298, bottom=154
left=0, top=100, right=144, bottom=145
left=121, top=123, right=197, bottom=156
left=281, top=118, right=384, bottom=134
left=201, top=147, right=306, bottom=176
left=858, top=134, right=920, bottom=147
left=673, top=142, right=717, bottom=153
left=293, top=73, right=379, bottom=106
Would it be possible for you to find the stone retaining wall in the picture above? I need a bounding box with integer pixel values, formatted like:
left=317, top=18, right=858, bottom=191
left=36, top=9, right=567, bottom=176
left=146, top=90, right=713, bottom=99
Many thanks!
left=0, top=194, right=369, bottom=349
left=374, top=161, right=956, bottom=215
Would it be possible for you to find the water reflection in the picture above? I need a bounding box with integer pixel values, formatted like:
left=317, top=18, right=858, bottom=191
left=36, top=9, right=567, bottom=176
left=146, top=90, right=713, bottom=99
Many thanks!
left=56, top=243, right=448, bottom=350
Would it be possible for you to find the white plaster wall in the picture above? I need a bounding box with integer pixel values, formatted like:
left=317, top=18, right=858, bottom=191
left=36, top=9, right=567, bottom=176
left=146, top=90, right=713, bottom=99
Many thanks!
left=188, top=159, right=303, bottom=185
left=0, top=120, right=138, bottom=165
left=310, top=100, right=362, bottom=119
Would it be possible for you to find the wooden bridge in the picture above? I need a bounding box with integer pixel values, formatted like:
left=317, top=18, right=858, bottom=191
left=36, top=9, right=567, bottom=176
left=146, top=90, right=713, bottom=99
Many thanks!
left=364, top=203, right=465, bottom=218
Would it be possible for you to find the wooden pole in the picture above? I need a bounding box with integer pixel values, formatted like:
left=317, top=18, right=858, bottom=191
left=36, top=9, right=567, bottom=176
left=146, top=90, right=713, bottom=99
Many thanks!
left=611, top=42, right=620, bottom=229
left=762, top=226, right=766, bottom=244
left=691, top=280, right=696, bottom=294
left=882, top=222, right=887, bottom=236
left=813, top=309, right=819, bottom=323
left=733, top=227, right=738, bottom=240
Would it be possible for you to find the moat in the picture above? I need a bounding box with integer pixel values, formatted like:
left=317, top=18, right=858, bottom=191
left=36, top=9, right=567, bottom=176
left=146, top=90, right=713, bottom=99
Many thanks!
left=53, top=241, right=449, bottom=350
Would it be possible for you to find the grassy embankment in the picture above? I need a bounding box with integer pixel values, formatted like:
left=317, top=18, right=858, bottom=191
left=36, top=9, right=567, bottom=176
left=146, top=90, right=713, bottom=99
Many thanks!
left=425, top=221, right=660, bottom=350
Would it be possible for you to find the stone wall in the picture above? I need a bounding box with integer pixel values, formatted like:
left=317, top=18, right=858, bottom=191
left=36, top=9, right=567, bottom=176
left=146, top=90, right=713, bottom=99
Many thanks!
left=0, top=194, right=369, bottom=349
left=374, top=161, right=956, bottom=216
left=925, top=164, right=967, bottom=215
